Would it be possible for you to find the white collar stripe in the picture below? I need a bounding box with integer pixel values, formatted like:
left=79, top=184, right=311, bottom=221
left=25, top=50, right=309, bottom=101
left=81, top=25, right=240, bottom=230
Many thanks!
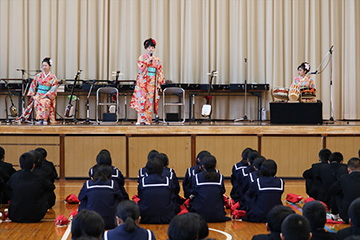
left=195, top=174, right=223, bottom=186
left=86, top=180, right=114, bottom=189
left=256, top=178, right=284, bottom=191
left=142, top=177, right=170, bottom=187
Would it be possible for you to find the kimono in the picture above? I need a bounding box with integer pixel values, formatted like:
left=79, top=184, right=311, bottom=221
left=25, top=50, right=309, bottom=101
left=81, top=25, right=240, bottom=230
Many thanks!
left=130, top=53, right=165, bottom=124
left=292, top=75, right=315, bottom=89
left=20, top=72, right=58, bottom=123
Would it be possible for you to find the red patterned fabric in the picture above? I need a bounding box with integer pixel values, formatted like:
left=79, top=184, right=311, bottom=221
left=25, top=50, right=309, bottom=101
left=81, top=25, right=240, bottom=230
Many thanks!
left=65, top=194, right=80, bottom=204
left=286, top=193, right=303, bottom=203
left=55, top=215, right=69, bottom=226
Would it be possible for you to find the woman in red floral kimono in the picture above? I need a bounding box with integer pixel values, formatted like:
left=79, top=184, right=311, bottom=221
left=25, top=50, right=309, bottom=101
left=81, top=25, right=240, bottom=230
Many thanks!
left=130, top=38, right=165, bottom=125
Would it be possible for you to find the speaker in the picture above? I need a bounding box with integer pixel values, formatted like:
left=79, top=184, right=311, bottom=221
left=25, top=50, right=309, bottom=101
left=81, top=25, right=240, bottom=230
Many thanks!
left=103, top=113, right=116, bottom=122
left=166, top=113, right=180, bottom=122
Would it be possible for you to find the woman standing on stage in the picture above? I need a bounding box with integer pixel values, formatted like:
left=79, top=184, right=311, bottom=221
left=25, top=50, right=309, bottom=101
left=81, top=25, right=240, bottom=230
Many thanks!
left=130, top=38, right=165, bottom=125
left=27, top=57, right=58, bottom=125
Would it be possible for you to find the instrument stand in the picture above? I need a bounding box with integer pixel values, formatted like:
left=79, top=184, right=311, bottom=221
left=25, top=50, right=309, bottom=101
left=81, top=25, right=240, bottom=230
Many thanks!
left=2, top=97, right=13, bottom=124
left=80, top=80, right=97, bottom=125
left=235, top=58, right=251, bottom=122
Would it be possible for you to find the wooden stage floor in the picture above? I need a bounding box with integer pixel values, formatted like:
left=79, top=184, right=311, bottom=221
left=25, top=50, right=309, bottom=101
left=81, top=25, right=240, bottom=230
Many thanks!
left=0, top=179, right=350, bottom=240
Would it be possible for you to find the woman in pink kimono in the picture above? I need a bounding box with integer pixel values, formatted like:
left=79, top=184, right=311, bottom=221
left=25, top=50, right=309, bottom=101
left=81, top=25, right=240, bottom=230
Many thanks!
left=26, top=57, right=58, bottom=125
left=130, top=38, right=165, bottom=125
left=292, top=62, right=315, bottom=90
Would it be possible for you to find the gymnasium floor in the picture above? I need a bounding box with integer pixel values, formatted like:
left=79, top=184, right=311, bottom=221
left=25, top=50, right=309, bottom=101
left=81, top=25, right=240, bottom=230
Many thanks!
left=0, top=179, right=350, bottom=240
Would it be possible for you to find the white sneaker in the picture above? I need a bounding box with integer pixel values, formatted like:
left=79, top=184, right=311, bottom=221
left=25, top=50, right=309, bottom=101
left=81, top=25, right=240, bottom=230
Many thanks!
left=145, top=122, right=151, bottom=125
left=136, top=122, right=140, bottom=125
left=43, top=121, right=48, bottom=125
left=35, top=120, right=42, bottom=125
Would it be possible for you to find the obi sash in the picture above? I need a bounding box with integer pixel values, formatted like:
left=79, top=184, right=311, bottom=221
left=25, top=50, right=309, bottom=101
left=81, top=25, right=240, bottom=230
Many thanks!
left=37, top=84, right=51, bottom=94
left=148, top=67, right=156, bottom=77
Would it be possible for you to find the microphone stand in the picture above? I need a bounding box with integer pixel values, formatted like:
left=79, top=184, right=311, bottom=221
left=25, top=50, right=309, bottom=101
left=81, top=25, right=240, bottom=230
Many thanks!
left=235, top=58, right=250, bottom=122
left=80, top=80, right=96, bottom=125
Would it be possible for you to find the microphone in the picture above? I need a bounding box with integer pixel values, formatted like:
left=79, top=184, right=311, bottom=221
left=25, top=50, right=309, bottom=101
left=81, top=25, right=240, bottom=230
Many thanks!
left=309, top=70, right=318, bottom=75
left=17, top=68, right=25, bottom=72
left=36, top=70, right=42, bottom=73
left=329, top=45, right=334, bottom=54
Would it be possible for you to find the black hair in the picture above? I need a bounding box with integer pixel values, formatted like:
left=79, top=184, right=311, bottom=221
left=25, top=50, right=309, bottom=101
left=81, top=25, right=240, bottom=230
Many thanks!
left=93, top=164, right=112, bottom=182
left=196, top=150, right=211, bottom=165
left=117, top=200, right=140, bottom=232
left=168, top=213, right=208, bottom=240
left=248, top=150, right=260, bottom=165
left=348, top=158, right=360, bottom=171
left=158, top=153, right=169, bottom=167
left=0, top=146, right=4, bottom=160
left=19, top=152, right=35, bottom=170
left=302, top=201, right=326, bottom=230
left=297, top=62, right=310, bottom=74
left=42, top=57, right=52, bottom=66
left=358, top=149, right=360, bottom=158
left=349, top=197, right=360, bottom=227
left=143, top=38, right=156, bottom=49
left=202, top=155, right=220, bottom=182
left=71, top=209, right=105, bottom=240
left=35, top=147, right=47, bottom=159
left=242, top=147, right=253, bottom=160
left=344, top=236, right=360, bottom=240
left=29, top=150, right=44, bottom=168
left=318, top=148, right=331, bottom=163
left=329, top=152, right=343, bottom=163
left=146, top=158, right=164, bottom=175
left=260, top=159, right=277, bottom=177
left=267, top=205, right=295, bottom=233
left=281, top=214, right=311, bottom=240
left=148, top=149, right=159, bottom=160
left=253, top=156, right=266, bottom=170
left=96, top=151, right=112, bottom=166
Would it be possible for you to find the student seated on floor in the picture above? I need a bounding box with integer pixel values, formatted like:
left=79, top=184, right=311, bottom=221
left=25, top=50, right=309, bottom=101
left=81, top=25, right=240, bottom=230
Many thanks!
left=7, top=152, right=55, bottom=223
left=302, top=201, right=335, bottom=240
left=79, top=164, right=123, bottom=229
left=328, top=157, right=360, bottom=223
left=102, top=200, right=156, bottom=240
left=89, top=149, right=129, bottom=200
left=35, top=147, right=58, bottom=182
left=183, top=150, right=211, bottom=199
left=189, top=155, right=230, bottom=222
left=168, top=213, right=209, bottom=240
left=252, top=205, right=295, bottom=240
left=138, top=157, right=179, bottom=224
left=335, top=197, right=360, bottom=240
left=281, top=214, right=311, bottom=240
left=138, top=149, right=159, bottom=180
left=71, top=209, right=105, bottom=240
left=244, top=159, right=284, bottom=223
left=303, top=148, right=331, bottom=199
left=0, top=146, right=16, bottom=204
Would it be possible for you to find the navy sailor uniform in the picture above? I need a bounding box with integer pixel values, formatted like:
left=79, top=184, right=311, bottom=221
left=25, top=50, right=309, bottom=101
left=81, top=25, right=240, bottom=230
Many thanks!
left=103, top=224, right=156, bottom=240
left=230, top=161, right=248, bottom=203
left=189, top=171, right=230, bottom=222
left=138, top=174, right=178, bottom=224
left=78, top=179, right=123, bottom=229
left=183, top=165, right=201, bottom=199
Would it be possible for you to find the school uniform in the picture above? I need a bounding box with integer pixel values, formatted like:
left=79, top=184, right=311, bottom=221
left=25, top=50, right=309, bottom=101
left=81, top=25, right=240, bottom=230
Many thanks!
left=89, top=165, right=129, bottom=200
left=335, top=226, right=360, bottom=240
left=42, top=159, right=58, bottom=182
left=245, top=176, right=284, bottom=223
left=138, top=173, right=178, bottom=224
left=7, top=169, right=55, bottom=223
left=0, top=161, right=16, bottom=182
left=233, top=165, right=254, bottom=204
left=103, top=225, right=156, bottom=240
left=183, top=165, right=201, bottom=199
left=302, top=162, right=327, bottom=199
left=78, top=179, right=123, bottom=229
left=328, top=171, right=360, bottom=223
left=230, top=160, right=248, bottom=202
left=251, top=232, right=281, bottom=240
left=310, top=228, right=335, bottom=240
left=189, top=171, right=230, bottom=222
left=242, top=170, right=261, bottom=210
left=318, top=162, right=347, bottom=206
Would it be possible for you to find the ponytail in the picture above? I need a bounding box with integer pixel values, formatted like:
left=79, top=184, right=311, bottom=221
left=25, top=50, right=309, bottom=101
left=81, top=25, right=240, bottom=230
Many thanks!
left=124, top=216, right=137, bottom=232
left=202, top=155, right=220, bottom=182
left=117, top=200, right=140, bottom=232
left=93, top=164, right=112, bottom=181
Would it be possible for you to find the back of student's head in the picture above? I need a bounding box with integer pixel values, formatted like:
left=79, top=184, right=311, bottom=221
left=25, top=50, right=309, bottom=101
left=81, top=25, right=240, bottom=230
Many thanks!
left=35, top=147, right=47, bottom=159
left=349, top=197, right=360, bottom=227
left=71, top=209, right=105, bottom=240
left=158, top=153, right=169, bottom=167
left=96, top=151, right=112, bottom=166
left=318, top=148, right=331, bottom=163
left=267, top=205, right=295, bottom=234
left=196, top=150, right=211, bottom=165
left=168, top=213, right=208, bottom=240
left=117, top=200, right=140, bottom=232
left=253, top=156, right=266, bottom=170
left=260, top=159, right=277, bottom=177
left=329, top=152, right=343, bottom=163
left=19, top=152, right=35, bottom=170
left=146, top=158, right=164, bottom=175
left=147, top=149, right=159, bottom=160
left=242, top=147, right=253, bottom=160
left=348, top=158, right=360, bottom=172
left=248, top=150, right=260, bottom=165
left=302, top=201, right=326, bottom=230
left=0, top=146, right=5, bottom=160
left=281, top=214, right=311, bottom=240
left=93, top=164, right=112, bottom=181
left=202, top=155, right=219, bottom=182
left=29, top=149, right=44, bottom=168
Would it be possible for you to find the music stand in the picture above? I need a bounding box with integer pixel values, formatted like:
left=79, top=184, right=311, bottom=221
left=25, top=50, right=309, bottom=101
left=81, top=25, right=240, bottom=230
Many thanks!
left=235, top=58, right=251, bottom=122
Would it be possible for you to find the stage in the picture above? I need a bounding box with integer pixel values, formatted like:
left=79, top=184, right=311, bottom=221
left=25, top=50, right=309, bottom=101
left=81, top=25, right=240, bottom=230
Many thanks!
left=1, top=120, right=360, bottom=180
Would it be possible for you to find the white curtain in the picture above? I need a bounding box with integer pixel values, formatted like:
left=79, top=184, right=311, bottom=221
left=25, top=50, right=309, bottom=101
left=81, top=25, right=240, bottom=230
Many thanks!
left=1, top=0, right=359, bottom=120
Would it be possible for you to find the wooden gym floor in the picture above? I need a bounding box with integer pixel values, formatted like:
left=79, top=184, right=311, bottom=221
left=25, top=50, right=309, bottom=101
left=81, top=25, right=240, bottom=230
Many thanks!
left=0, top=179, right=350, bottom=240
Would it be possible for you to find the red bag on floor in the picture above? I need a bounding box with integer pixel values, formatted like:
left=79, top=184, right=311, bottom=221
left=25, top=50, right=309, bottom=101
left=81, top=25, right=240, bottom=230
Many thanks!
left=286, top=193, right=303, bottom=203
left=231, top=202, right=240, bottom=212
left=69, top=210, right=78, bottom=220
left=223, top=194, right=235, bottom=209
left=132, top=195, right=140, bottom=204
left=55, top=215, right=69, bottom=226
left=304, top=197, right=329, bottom=211
left=65, top=194, right=80, bottom=204
left=232, top=210, right=246, bottom=219
left=184, top=198, right=190, bottom=208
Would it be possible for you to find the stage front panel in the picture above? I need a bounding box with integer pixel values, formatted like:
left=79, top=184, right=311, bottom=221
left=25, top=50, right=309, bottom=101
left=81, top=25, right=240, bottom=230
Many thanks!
left=196, top=136, right=258, bottom=176
left=64, top=136, right=126, bottom=178
left=261, top=136, right=323, bottom=177
left=326, top=136, right=360, bottom=162
left=128, top=136, right=191, bottom=178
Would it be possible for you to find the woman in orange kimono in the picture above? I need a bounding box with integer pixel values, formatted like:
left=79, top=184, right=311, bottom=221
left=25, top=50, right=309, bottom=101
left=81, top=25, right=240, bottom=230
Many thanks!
left=21, top=57, right=58, bottom=125
left=130, top=38, right=165, bottom=125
